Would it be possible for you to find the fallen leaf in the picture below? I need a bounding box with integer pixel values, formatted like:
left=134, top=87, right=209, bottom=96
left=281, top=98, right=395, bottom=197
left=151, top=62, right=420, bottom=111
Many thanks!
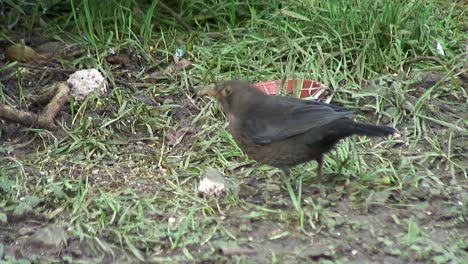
left=162, top=59, right=193, bottom=75
left=105, top=54, right=130, bottom=65
left=5, top=44, right=44, bottom=62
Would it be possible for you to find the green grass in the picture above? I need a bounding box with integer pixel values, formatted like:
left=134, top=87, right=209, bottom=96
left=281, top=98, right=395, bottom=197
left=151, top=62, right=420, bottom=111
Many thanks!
left=1, top=0, right=467, bottom=263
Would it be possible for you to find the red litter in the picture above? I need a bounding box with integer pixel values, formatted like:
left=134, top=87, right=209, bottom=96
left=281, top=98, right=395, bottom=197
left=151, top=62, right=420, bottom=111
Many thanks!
left=254, top=79, right=327, bottom=99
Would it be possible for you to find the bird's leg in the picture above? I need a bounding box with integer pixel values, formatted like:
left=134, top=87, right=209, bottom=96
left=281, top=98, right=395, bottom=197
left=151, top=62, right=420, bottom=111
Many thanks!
left=316, top=156, right=323, bottom=178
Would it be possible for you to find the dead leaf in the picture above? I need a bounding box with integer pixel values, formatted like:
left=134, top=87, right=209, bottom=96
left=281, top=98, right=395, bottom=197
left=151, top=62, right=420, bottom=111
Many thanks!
left=166, top=127, right=192, bottom=147
left=5, top=44, right=44, bottom=62
left=105, top=54, right=130, bottom=65
left=162, top=59, right=193, bottom=75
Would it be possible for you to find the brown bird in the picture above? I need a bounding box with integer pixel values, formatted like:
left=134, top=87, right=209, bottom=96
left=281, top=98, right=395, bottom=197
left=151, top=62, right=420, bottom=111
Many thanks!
left=198, top=80, right=395, bottom=177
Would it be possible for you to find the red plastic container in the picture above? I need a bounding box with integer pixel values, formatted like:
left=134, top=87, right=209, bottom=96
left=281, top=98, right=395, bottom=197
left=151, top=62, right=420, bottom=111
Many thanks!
left=254, top=79, right=327, bottom=99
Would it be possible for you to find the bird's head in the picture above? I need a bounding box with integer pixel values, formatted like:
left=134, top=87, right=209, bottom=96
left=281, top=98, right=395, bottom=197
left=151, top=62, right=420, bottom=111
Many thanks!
left=197, top=80, right=266, bottom=116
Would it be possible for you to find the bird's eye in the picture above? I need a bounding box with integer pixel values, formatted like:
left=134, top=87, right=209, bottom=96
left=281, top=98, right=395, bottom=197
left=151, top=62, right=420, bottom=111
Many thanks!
left=222, top=86, right=232, bottom=96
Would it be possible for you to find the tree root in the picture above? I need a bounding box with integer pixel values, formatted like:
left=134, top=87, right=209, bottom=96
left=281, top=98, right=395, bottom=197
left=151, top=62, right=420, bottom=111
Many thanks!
left=0, top=82, right=70, bottom=130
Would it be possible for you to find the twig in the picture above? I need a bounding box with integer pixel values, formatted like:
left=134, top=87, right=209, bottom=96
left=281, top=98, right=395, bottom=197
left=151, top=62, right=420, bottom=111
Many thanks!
left=403, top=56, right=468, bottom=81
left=21, top=63, right=76, bottom=73
left=158, top=1, right=192, bottom=33
left=403, top=56, right=443, bottom=66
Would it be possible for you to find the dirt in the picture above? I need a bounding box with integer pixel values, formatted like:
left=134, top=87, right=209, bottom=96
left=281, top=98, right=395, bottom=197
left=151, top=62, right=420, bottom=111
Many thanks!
left=1, top=193, right=466, bottom=263
left=226, top=177, right=467, bottom=263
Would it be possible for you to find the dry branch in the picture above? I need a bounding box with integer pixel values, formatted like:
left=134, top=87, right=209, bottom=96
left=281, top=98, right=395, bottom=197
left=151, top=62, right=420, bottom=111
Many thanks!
left=0, top=82, right=70, bottom=130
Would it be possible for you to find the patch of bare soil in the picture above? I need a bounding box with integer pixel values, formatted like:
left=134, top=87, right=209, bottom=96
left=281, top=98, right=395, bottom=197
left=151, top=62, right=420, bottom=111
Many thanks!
left=0, top=216, right=138, bottom=263
left=216, top=174, right=467, bottom=263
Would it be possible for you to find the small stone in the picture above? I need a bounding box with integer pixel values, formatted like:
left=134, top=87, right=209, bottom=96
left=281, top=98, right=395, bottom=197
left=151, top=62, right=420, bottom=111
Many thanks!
left=28, top=226, right=68, bottom=249
left=168, top=217, right=176, bottom=225
left=198, top=168, right=228, bottom=196
left=67, top=69, right=108, bottom=100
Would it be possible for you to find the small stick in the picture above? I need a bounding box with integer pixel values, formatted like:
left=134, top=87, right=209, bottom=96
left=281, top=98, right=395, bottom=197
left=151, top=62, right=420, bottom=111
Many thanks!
left=157, top=1, right=192, bottom=32
left=403, top=56, right=443, bottom=66
left=20, top=63, right=76, bottom=73
left=403, top=56, right=468, bottom=81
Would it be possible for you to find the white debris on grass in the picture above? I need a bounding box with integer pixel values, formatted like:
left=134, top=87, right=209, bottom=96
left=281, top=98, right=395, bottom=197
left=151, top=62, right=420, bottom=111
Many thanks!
left=435, top=41, right=445, bottom=56
left=67, top=69, right=108, bottom=100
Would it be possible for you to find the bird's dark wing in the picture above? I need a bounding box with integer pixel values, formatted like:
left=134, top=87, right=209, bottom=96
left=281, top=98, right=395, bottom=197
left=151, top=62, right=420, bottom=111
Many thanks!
left=246, top=99, right=353, bottom=144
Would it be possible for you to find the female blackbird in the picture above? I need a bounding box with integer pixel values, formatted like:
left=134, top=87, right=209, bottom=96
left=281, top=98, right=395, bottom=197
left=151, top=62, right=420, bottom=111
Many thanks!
left=198, top=80, right=395, bottom=176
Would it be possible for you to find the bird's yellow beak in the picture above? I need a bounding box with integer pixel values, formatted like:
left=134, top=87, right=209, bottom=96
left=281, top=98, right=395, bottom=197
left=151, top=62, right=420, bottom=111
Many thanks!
left=197, top=86, right=219, bottom=97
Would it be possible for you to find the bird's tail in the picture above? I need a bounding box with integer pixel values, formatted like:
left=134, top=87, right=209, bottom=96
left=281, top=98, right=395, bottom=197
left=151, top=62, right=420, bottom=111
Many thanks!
left=349, top=123, right=395, bottom=137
